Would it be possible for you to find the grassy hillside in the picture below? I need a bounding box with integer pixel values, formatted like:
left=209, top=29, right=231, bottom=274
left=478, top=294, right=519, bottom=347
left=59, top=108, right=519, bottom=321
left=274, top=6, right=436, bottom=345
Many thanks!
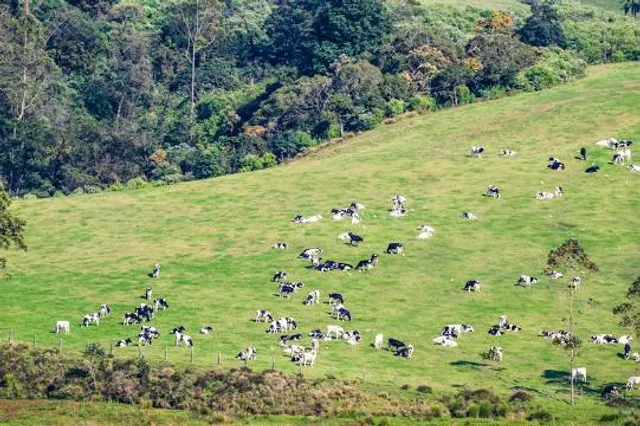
left=418, top=0, right=623, bottom=12
left=2, top=63, right=640, bottom=421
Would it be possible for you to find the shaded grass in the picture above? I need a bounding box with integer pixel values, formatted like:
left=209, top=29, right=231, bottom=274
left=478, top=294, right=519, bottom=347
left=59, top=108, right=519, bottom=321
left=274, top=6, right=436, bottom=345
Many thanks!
left=1, top=64, right=640, bottom=423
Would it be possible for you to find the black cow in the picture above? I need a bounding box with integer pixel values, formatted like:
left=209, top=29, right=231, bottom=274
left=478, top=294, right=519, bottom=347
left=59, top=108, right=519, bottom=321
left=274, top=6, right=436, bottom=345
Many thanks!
left=170, top=326, right=186, bottom=334
left=580, top=147, right=587, bottom=161
left=601, top=385, right=619, bottom=399
left=585, top=165, right=600, bottom=174
left=337, top=307, right=352, bottom=321
left=328, top=293, right=344, bottom=304
left=388, top=338, right=406, bottom=351
left=386, top=243, right=405, bottom=256
left=347, top=232, right=364, bottom=246
left=272, top=271, right=287, bottom=282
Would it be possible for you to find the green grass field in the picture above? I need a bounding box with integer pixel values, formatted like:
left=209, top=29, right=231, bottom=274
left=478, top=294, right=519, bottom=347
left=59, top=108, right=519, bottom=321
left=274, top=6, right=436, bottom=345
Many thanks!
left=1, top=63, right=640, bottom=423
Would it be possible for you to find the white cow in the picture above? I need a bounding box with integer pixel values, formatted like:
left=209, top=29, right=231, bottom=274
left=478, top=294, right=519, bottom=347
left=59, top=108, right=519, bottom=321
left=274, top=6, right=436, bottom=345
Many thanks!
left=619, top=335, right=633, bottom=345
left=571, top=367, right=587, bottom=383
left=351, top=212, right=361, bottom=224
left=416, top=225, right=435, bottom=239
left=442, top=339, right=458, bottom=347
left=295, top=351, right=316, bottom=366
left=374, top=333, right=383, bottom=349
left=326, top=325, right=344, bottom=339
left=626, top=376, right=640, bottom=390
left=631, top=353, right=640, bottom=362
left=629, top=164, right=640, bottom=173
left=500, top=149, right=516, bottom=157
left=55, top=320, right=70, bottom=334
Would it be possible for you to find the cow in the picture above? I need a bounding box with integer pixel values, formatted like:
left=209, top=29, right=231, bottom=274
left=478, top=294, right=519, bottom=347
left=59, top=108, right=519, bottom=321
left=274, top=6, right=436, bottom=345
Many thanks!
left=547, top=270, right=563, bottom=279
left=389, top=208, right=407, bottom=218
left=99, top=304, right=111, bottom=318
left=571, top=367, right=587, bottom=383
left=536, top=186, right=563, bottom=200
left=336, top=262, right=353, bottom=272
left=123, top=312, right=141, bottom=326
left=486, top=185, right=501, bottom=198
left=464, top=280, right=481, bottom=292
left=170, top=326, right=186, bottom=334
left=433, top=335, right=454, bottom=344
left=303, top=290, right=321, bottom=305
left=619, top=335, right=633, bottom=345
left=517, top=275, right=539, bottom=287
left=343, top=330, right=361, bottom=345
left=350, top=202, right=366, bottom=211
left=280, top=334, right=303, bottom=345
left=140, top=326, right=159, bottom=339
left=328, top=293, right=344, bottom=305
left=626, top=376, right=640, bottom=390
left=138, top=332, right=154, bottom=346
left=631, top=353, right=640, bottom=362
left=326, top=325, right=345, bottom=339
left=272, top=242, right=288, bottom=250
left=282, top=344, right=306, bottom=357
left=293, top=214, right=323, bottom=224
left=115, top=338, right=132, bottom=347
left=55, top=320, right=70, bottom=334
left=570, top=276, right=581, bottom=289
left=441, top=339, right=457, bottom=348
left=548, top=157, right=565, bottom=170
left=488, top=327, right=503, bottom=336
left=335, top=307, right=352, bottom=321
left=236, top=346, right=257, bottom=361
left=309, top=329, right=325, bottom=339
left=601, top=385, right=620, bottom=399
left=272, top=270, right=287, bottom=282
left=416, top=225, right=435, bottom=239
left=470, top=146, right=485, bottom=157
left=443, top=324, right=474, bottom=335
left=386, top=242, right=405, bottom=256
left=387, top=338, right=406, bottom=351
left=154, top=298, right=169, bottom=311
left=351, top=212, right=361, bottom=224
left=613, top=149, right=631, bottom=164
left=144, top=287, right=153, bottom=300
left=279, top=285, right=295, bottom=298
left=500, top=149, right=516, bottom=157
left=152, top=264, right=160, bottom=279
left=486, top=346, right=503, bottom=361
left=462, top=211, right=477, bottom=220
left=299, top=248, right=322, bottom=259
left=293, top=351, right=316, bottom=366
left=200, top=326, right=213, bottom=334
left=374, top=333, right=383, bottom=349
left=629, top=164, right=640, bottom=173
left=347, top=232, right=364, bottom=246
left=356, top=254, right=379, bottom=271
left=174, top=332, right=194, bottom=347
left=391, top=195, right=407, bottom=210
left=255, top=310, right=273, bottom=323
left=396, top=344, right=415, bottom=358
left=585, top=164, right=600, bottom=174
left=579, top=147, right=587, bottom=161
left=135, top=304, right=154, bottom=322
left=81, top=313, right=100, bottom=327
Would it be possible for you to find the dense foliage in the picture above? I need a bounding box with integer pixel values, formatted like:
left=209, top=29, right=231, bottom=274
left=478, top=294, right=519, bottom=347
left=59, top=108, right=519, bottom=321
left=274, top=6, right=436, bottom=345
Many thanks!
left=0, top=0, right=636, bottom=196
left=0, top=182, right=26, bottom=270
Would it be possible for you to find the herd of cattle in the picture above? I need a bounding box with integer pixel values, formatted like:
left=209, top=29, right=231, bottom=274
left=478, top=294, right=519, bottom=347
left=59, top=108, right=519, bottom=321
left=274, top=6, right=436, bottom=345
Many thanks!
left=51, top=138, right=639, bottom=395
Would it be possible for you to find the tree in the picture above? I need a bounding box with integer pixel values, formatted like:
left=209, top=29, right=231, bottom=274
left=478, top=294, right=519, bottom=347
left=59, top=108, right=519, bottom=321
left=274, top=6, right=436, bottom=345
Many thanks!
left=171, top=0, right=224, bottom=119
left=0, top=182, right=27, bottom=273
left=430, top=64, right=473, bottom=106
left=613, top=276, right=640, bottom=338
left=519, top=1, right=565, bottom=47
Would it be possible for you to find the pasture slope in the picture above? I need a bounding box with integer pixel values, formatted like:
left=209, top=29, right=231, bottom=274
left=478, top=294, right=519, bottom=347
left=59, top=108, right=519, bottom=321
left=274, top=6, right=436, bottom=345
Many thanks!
left=2, top=63, right=640, bottom=424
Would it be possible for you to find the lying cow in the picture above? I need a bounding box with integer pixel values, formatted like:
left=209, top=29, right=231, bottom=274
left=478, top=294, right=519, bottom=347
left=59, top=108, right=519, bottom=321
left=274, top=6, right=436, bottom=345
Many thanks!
left=416, top=225, right=435, bottom=239
left=272, top=242, right=288, bottom=250
left=272, top=270, right=287, bottom=282
left=517, top=275, right=539, bottom=287
left=470, top=146, right=485, bottom=157
left=500, top=149, right=516, bottom=157
left=115, top=338, right=132, bottom=347
left=486, top=185, right=501, bottom=198
left=462, top=211, right=477, bottom=220
left=356, top=254, right=379, bottom=271
left=236, top=346, right=257, bottom=361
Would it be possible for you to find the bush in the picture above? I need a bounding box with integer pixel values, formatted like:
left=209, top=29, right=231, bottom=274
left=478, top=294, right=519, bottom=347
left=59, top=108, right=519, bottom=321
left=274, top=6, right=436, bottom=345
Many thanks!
left=22, top=193, right=37, bottom=200
left=53, top=191, right=66, bottom=198
left=408, top=95, right=436, bottom=113
left=125, top=177, right=149, bottom=190
left=385, top=99, right=405, bottom=117
left=509, top=390, right=533, bottom=403
left=71, top=187, right=84, bottom=196
left=478, top=401, right=492, bottom=418
left=416, top=384, right=432, bottom=393
left=527, top=410, right=554, bottom=422
left=456, top=85, right=476, bottom=105
left=83, top=185, right=102, bottom=194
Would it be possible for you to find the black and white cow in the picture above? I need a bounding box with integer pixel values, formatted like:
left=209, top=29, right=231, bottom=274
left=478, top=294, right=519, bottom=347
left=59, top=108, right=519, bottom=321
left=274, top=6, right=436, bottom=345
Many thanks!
left=138, top=332, right=154, bottom=346
left=174, top=331, right=194, bottom=347
left=255, top=310, right=274, bottom=323
left=387, top=338, right=406, bottom=351
left=152, top=264, right=160, bottom=279
left=328, top=293, right=344, bottom=305
left=141, top=326, right=160, bottom=339
left=486, top=185, right=501, bottom=198
left=303, top=290, right=321, bottom=305
left=517, top=275, right=539, bottom=287
left=464, top=280, right=481, bottom=292
left=500, top=149, right=516, bottom=157
left=386, top=243, right=405, bottom=256
left=170, top=326, right=186, bottom=334
left=272, top=242, right=288, bottom=250
left=299, top=248, right=322, bottom=260
left=115, top=338, right=133, bottom=347
left=144, top=287, right=153, bottom=300
left=154, top=298, right=169, bottom=311
left=462, top=211, right=477, bottom=220
left=279, top=284, right=295, bottom=298
left=336, top=262, right=353, bottom=272
left=470, top=146, right=485, bottom=157
left=280, top=334, right=303, bottom=345
left=81, top=313, right=100, bottom=327
left=236, top=346, right=257, bottom=361
left=396, top=344, right=414, bottom=359
left=335, top=307, right=352, bottom=321
left=200, top=326, right=214, bottom=334
left=272, top=270, right=288, bottom=282
left=548, top=158, right=566, bottom=170
left=488, top=327, right=503, bottom=336
left=136, top=304, right=154, bottom=322
left=123, top=312, right=140, bottom=326
left=602, top=385, right=620, bottom=399
left=356, top=254, right=379, bottom=271
left=309, top=329, right=325, bottom=339
left=99, top=304, right=111, bottom=318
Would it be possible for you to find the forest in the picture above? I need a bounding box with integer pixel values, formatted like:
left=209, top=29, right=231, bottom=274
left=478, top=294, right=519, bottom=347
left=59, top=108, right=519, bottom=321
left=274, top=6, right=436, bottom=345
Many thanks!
left=0, top=0, right=638, bottom=196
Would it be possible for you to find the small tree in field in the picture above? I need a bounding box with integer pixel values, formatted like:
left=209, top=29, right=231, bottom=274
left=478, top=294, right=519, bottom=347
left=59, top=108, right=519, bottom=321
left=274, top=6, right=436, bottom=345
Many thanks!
left=613, top=276, right=640, bottom=339
left=0, top=183, right=27, bottom=276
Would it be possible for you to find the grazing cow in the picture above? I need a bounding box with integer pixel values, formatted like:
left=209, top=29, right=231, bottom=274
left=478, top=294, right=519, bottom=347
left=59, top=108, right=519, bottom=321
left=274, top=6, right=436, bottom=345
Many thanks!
left=386, top=242, right=405, bottom=256
left=547, top=270, right=563, bottom=279
left=303, top=290, right=321, bottom=305
left=613, top=149, right=632, bottom=164
left=356, top=254, right=379, bottom=271
left=272, top=242, right=288, bottom=250
left=272, top=270, right=287, bottom=282
left=626, top=376, right=640, bottom=390
left=170, top=326, right=186, bottom=334
left=328, top=293, right=344, bottom=305
left=585, top=164, right=600, bottom=174
left=279, top=285, right=295, bottom=298
left=580, top=147, right=587, bottom=161
left=500, top=149, right=516, bottom=157
left=123, top=312, right=141, bottom=326
left=335, top=307, right=352, bottom=321
left=462, top=211, right=477, bottom=220
left=55, top=320, right=70, bottom=334
left=601, top=385, right=620, bottom=399
left=154, top=298, right=169, bottom=311
left=619, top=335, right=633, bottom=345
left=486, top=185, right=501, bottom=198
left=351, top=212, right=361, bottom=224
left=144, top=287, right=153, bottom=300
left=464, top=280, right=481, bottom=292
left=81, top=313, right=100, bottom=327
left=99, top=304, right=111, bottom=318
left=374, top=333, right=383, bottom=349
left=396, top=344, right=415, bottom=358
left=236, top=346, right=257, bottom=361
left=470, top=146, right=485, bottom=157
left=293, top=351, right=317, bottom=366
left=200, top=326, right=213, bottom=334
left=136, top=304, right=154, bottom=322
left=326, top=325, right=345, bottom=339
left=347, top=232, right=364, bottom=246
left=571, top=367, right=587, bottom=383
left=387, top=338, right=406, bottom=351
left=299, top=248, right=322, bottom=259
left=628, top=164, right=640, bottom=173
left=115, top=338, right=132, bottom=347
left=416, top=225, right=435, bottom=239
left=517, top=275, right=539, bottom=287
left=570, top=276, right=581, bottom=289
left=255, top=311, right=274, bottom=324
left=174, top=332, right=194, bottom=347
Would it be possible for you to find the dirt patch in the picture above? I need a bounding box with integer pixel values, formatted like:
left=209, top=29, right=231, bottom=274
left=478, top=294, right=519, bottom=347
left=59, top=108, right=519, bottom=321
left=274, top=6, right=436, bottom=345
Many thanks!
left=623, top=81, right=640, bottom=87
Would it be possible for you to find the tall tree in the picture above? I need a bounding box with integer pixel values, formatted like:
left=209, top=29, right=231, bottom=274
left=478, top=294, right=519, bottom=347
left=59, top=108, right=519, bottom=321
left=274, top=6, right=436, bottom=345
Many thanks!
left=0, top=182, right=27, bottom=273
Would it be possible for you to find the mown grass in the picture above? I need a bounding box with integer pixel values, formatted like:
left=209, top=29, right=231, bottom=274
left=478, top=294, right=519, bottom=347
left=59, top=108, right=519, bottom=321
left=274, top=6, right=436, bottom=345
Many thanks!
left=1, top=63, right=639, bottom=423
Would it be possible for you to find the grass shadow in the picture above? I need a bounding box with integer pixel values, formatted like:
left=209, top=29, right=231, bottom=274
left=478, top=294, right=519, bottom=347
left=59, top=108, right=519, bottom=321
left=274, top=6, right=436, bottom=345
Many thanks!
left=450, top=360, right=488, bottom=370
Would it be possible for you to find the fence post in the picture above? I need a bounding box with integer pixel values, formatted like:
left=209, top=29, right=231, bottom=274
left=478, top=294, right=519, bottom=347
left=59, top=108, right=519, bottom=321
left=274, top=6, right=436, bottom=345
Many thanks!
left=109, top=343, right=113, bottom=355
left=33, top=334, right=37, bottom=347
left=271, top=358, right=275, bottom=370
left=190, top=346, right=194, bottom=363
left=137, top=344, right=141, bottom=359
left=217, top=352, right=221, bottom=366
left=58, top=339, right=63, bottom=351
left=164, top=346, right=168, bottom=361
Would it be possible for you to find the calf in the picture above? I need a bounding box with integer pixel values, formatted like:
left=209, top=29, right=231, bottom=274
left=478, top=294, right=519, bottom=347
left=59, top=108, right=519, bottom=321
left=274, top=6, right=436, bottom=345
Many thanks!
left=272, top=270, right=287, bottom=282
left=138, top=332, right=154, bottom=346
left=55, top=320, right=70, bottom=334
left=115, top=338, right=132, bottom=347
left=303, top=290, right=321, bottom=305
left=517, top=275, right=539, bottom=287
left=99, top=304, right=111, bottom=318
left=386, top=242, right=405, bottom=256
left=441, top=339, right=457, bottom=348
left=613, top=149, right=632, bottom=164
left=464, top=280, right=481, bottom=292
left=571, top=367, right=587, bottom=383
left=272, top=242, right=288, bottom=250
left=347, top=232, right=363, bottom=246
left=374, top=333, right=383, bottom=349
left=488, top=327, right=503, bottom=336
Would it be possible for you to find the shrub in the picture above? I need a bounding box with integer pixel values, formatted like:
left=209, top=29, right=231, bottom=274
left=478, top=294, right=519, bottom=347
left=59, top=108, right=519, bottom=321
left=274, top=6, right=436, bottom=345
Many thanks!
left=478, top=401, right=492, bottom=418
left=456, top=85, right=476, bottom=105
left=408, top=95, right=436, bottom=112
left=385, top=99, right=405, bottom=117
left=53, top=191, right=66, bottom=198
left=416, top=384, right=432, bottom=393
left=509, top=390, right=533, bottom=403
left=83, top=185, right=102, bottom=194
left=400, top=384, right=411, bottom=391
left=71, top=187, right=84, bottom=196
left=125, top=177, right=149, bottom=190
left=527, top=410, right=554, bottom=422
left=22, top=193, right=37, bottom=200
